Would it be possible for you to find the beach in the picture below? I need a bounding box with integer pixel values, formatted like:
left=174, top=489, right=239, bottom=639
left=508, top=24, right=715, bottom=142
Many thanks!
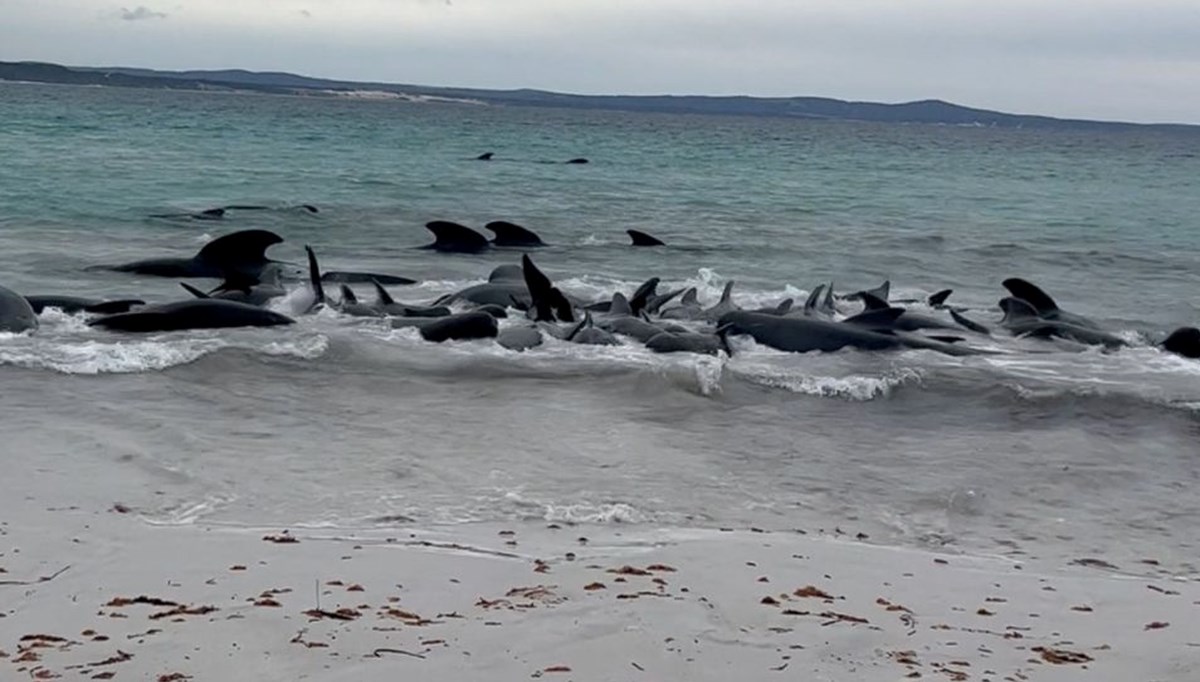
left=2, top=81, right=1200, bottom=679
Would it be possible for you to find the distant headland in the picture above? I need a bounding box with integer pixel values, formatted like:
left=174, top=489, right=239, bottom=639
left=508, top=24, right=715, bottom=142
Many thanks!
left=1, top=60, right=1193, bottom=132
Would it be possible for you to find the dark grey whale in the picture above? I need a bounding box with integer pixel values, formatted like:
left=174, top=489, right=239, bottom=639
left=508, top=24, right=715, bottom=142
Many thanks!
left=100, top=229, right=284, bottom=280
left=391, top=311, right=498, bottom=342
left=522, top=255, right=575, bottom=323
left=717, top=310, right=987, bottom=356
left=25, top=295, right=145, bottom=315
left=321, top=272, right=417, bottom=285
left=0, top=284, right=38, bottom=333
left=89, top=299, right=295, bottom=333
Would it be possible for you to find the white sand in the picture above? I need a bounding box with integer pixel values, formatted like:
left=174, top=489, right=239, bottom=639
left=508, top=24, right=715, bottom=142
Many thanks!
left=2, top=497, right=1197, bottom=681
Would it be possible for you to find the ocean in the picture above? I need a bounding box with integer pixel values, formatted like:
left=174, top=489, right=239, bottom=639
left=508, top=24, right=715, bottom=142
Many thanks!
left=2, top=82, right=1199, bottom=575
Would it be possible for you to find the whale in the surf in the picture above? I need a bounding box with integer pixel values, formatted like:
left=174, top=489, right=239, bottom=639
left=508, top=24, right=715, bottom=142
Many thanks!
left=1163, top=327, right=1200, bottom=359
left=995, top=297, right=1126, bottom=348
left=645, top=330, right=729, bottom=356
left=563, top=311, right=619, bottom=346
left=89, top=299, right=295, bottom=333
left=497, top=325, right=544, bottom=351
left=25, top=295, right=145, bottom=315
left=0, top=284, right=39, bottom=333
left=391, top=311, right=498, bottom=342
left=485, top=221, right=546, bottom=247
left=421, top=221, right=491, bottom=253
left=100, top=229, right=284, bottom=280
left=627, top=229, right=665, bottom=247
left=1001, top=278, right=1103, bottom=330
left=717, top=310, right=989, bottom=356
left=846, top=293, right=962, bottom=333
left=476, top=152, right=494, bottom=161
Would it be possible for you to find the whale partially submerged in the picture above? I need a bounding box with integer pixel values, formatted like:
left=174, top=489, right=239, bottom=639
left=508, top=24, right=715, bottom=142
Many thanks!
left=100, top=229, right=284, bottom=281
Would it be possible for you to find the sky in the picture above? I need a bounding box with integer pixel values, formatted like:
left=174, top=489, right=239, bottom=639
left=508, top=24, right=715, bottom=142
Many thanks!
left=3, top=0, right=1199, bottom=124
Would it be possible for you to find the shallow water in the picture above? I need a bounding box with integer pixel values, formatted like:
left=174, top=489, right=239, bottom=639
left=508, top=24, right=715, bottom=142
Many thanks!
left=2, top=82, right=1199, bottom=574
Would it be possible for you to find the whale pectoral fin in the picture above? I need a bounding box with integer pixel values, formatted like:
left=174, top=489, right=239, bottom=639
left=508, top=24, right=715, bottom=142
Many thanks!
left=950, top=309, right=991, bottom=335
left=180, top=283, right=210, bottom=299
left=196, top=229, right=284, bottom=270
left=1001, top=278, right=1060, bottom=314
left=928, top=289, right=953, bottom=307
left=423, top=221, right=490, bottom=253
left=859, top=292, right=891, bottom=311
left=803, top=284, right=824, bottom=314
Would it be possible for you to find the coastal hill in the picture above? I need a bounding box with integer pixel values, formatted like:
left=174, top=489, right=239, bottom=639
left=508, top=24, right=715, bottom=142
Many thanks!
left=1, top=60, right=1191, bottom=131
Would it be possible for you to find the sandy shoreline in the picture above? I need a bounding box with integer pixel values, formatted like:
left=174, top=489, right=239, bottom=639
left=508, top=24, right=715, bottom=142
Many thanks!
left=2, top=498, right=1197, bottom=681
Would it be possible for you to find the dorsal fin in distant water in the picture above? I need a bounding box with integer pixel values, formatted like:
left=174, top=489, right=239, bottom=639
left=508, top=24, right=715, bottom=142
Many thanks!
left=928, top=289, right=953, bottom=307
left=680, top=288, right=699, bottom=306
left=196, top=229, right=284, bottom=276
left=859, top=292, right=892, bottom=312
left=372, top=280, right=395, bottom=306
left=180, top=283, right=209, bottom=299
left=339, top=284, right=359, bottom=304
left=485, top=221, right=546, bottom=247
left=843, top=308, right=906, bottom=329
left=610, top=292, right=633, bottom=317
left=421, top=221, right=490, bottom=253
left=627, top=229, right=666, bottom=247
left=197, top=208, right=226, bottom=220
left=803, top=285, right=824, bottom=314
left=1002, top=278, right=1059, bottom=315
left=476, top=152, right=494, bottom=161
left=999, top=296, right=1040, bottom=324
left=628, top=277, right=660, bottom=315
left=951, top=309, right=991, bottom=335
left=304, top=245, right=326, bottom=307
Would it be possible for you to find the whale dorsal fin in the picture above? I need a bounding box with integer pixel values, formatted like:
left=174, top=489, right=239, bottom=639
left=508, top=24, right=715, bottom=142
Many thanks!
left=339, top=285, right=358, bottom=304
left=372, top=279, right=395, bottom=306
left=822, top=281, right=836, bottom=312
left=999, top=296, right=1040, bottom=324
left=719, top=281, right=734, bottom=304
left=1002, top=278, right=1059, bottom=315
left=843, top=308, right=905, bottom=328
left=859, top=292, right=892, bottom=311
left=304, top=245, right=326, bottom=307
left=610, top=292, right=633, bottom=317
left=774, top=298, right=794, bottom=315
left=627, top=229, right=665, bottom=247
left=196, top=229, right=283, bottom=272
left=928, top=289, right=953, bottom=307
left=485, top=221, right=545, bottom=247
left=422, top=221, right=490, bottom=253
left=681, top=288, right=698, bottom=305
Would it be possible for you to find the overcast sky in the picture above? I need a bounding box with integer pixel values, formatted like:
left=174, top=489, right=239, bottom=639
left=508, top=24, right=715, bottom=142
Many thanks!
left=4, top=0, right=1198, bottom=123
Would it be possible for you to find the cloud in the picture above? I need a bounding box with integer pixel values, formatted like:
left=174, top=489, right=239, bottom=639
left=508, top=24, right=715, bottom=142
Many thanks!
left=119, top=6, right=167, bottom=21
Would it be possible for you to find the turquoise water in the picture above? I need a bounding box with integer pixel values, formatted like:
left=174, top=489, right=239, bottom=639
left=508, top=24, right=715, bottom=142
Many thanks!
left=2, top=82, right=1200, bottom=575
